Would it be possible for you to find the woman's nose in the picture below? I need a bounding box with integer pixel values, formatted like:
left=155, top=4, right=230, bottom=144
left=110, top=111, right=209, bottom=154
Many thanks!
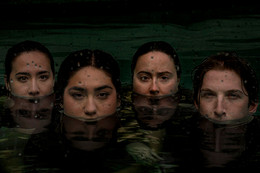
left=83, top=97, right=97, bottom=116
left=149, top=79, right=159, bottom=95
left=28, top=79, right=40, bottom=96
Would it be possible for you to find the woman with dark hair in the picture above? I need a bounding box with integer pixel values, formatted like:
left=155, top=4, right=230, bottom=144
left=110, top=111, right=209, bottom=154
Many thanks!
left=56, top=49, right=121, bottom=122
left=192, top=52, right=259, bottom=122
left=131, top=41, right=181, bottom=96
left=4, top=40, right=55, bottom=98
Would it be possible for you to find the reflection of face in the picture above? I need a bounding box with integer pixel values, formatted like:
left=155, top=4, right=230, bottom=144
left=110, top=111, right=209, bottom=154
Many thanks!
left=133, top=51, right=179, bottom=96
left=10, top=94, right=54, bottom=134
left=63, top=66, right=119, bottom=121
left=196, top=69, right=256, bottom=121
left=62, top=113, right=119, bottom=151
left=133, top=94, right=178, bottom=129
left=6, top=51, right=54, bottom=98
left=198, top=117, right=247, bottom=167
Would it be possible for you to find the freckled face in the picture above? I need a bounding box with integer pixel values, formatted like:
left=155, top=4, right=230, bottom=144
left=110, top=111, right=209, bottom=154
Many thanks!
left=197, top=69, right=256, bottom=121
left=133, top=51, right=179, bottom=96
left=63, top=66, right=118, bottom=120
left=6, top=51, right=54, bottom=98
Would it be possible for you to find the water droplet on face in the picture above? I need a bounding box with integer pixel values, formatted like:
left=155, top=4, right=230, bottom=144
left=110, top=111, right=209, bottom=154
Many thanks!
left=32, top=61, right=34, bottom=64
left=27, top=63, right=29, bottom=67
left=78, top=81, right=82, bottom=84
left=39, top=65, right=41, bottom=68
left=10, top=79, right=13, bottom=83
left=151, top=56, right=154, bottom=59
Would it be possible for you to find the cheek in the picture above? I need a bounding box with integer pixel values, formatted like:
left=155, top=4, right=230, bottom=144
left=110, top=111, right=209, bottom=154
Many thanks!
left=99, top=96, right=118, bottom=114
left=63, top=95, right=81, bottom=115
left=198, top=101, right=212, bottom=113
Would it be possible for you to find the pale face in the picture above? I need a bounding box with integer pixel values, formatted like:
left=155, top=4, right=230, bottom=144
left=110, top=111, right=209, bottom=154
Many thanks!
left=133, top=94, right=178, bottom=129
left=133, top=51, right=179, bottom=96
left=196, top=69, right=257, bottom=121
left=62, top=113, right=118, bottom=151
left=10, top=94, right=54, bottom=134
left=63, top=66, right=119, bottom=121
left=6, top=51, right=54, bottom=98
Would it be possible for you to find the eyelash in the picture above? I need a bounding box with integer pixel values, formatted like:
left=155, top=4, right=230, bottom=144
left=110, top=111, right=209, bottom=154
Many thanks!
left=70, top=92, right=84, bottom=100
left=39, top=75, right=49, bottom=81
left=17, top=76, right=29, bottom=82
left=97, top=92, right=110, bottom=99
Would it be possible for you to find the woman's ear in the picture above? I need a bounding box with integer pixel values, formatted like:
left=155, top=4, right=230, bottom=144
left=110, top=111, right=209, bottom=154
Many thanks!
left=249, top=102, right=258, bottom=115
left=4, top=75, right=11, bottom=91
left=194, top=100, right=199, bottom=110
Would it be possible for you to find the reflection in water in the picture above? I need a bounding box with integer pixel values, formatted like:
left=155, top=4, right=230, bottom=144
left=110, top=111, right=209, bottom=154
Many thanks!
left=195, top=114, right=257, bottom=169
left=61, top=112, right=120, bottom=152
left=132, top=92, right=180, bottom=130
left=4, top=94, right=55, bottom=134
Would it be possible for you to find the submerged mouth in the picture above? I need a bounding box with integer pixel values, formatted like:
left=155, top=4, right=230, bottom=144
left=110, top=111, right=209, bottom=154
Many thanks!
left=62, top=112, right=117, bottom=122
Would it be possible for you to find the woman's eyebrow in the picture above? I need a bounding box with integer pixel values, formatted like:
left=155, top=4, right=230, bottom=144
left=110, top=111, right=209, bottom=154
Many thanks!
left=15, top=72, right=31, bottom=76
left=157, top=71, right=173, bottom=75
left=37, top=71, right=50, bottom=75
left=137, top=71, right=151, bottom=75
left=94, top=85, right=113, bottom=92
left=68, top=86, right=86, bottom=92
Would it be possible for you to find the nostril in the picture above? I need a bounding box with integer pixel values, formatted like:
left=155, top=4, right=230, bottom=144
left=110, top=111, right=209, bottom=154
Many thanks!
left=84, top=110, right=96, bottom=116
left=150, top=90, right=159, bottom=95
left=214, top=111, right=226, bottom=118
left=29, top=91, right=40, bottom=96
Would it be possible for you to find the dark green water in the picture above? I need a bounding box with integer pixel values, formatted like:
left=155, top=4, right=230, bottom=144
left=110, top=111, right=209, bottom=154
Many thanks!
left=1, top=2, right=260, bottom=172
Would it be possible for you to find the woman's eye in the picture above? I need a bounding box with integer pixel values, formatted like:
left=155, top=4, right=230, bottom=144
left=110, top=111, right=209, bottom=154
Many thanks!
left=71, top=93, right=84, bottom=100
left=139, top=75, right=150, bottom=82
left=39, top=75, right=49, bottom=81
left=17, top=76, right=28, bottom=82
left=160, top=76, right=169, bottom=81
left=97, top=92, right=110, bottom=99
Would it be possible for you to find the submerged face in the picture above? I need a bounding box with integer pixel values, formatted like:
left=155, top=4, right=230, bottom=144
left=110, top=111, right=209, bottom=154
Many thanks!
left=10, top=94, right=54, bottom=134
left=6, top=51, right=54, bottom=98
left=63, top=66, right=119, bottom=121
left=62, top=113, right=119, bottom=151
left=196, top=69, right=257, bottom=121
left=132, top=93, right=178, bottom=129
left=133, top=51, right=179, bottom=96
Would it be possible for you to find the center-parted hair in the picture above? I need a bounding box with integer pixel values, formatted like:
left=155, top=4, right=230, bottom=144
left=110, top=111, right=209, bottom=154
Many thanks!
left=56, top=49, right=121, bottom=98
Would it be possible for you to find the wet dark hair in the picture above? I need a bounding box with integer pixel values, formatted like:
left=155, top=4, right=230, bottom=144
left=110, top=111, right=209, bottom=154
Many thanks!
left=56, top=49, right=121, bottom=98
left=131, top=41, right=181, bottom=79
left=4, top=40, right=55, bottom=82
left=192, top=52, right=259, bottom=106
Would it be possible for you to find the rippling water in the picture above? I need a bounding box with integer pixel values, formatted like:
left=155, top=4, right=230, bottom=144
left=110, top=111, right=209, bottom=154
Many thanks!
left=1, top=4, right=260, bottom=171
